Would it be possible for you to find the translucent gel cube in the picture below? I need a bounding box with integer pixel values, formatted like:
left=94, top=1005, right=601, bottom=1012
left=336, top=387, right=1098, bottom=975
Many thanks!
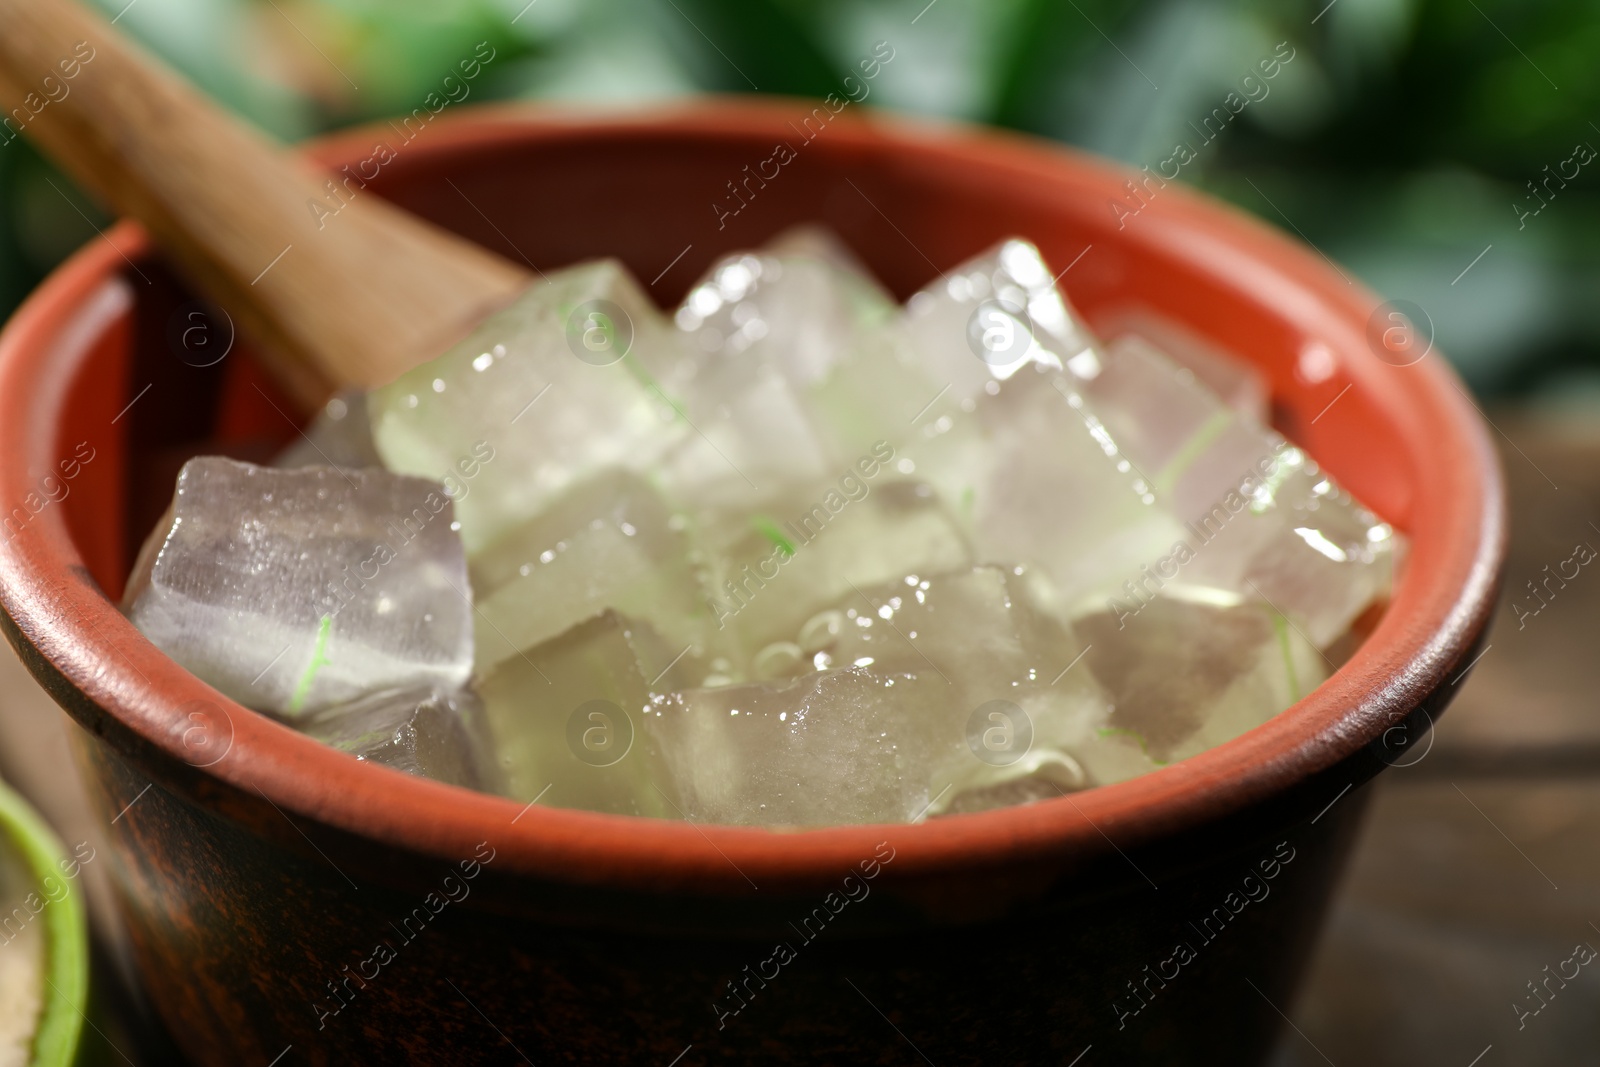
left=1104, top=320, right=1269, bottom=421
left=805, top=326, right=957, bottom=466
left=1180, top=445, right=1399, bottom=648
left=672, top=242, right=895, bottom=499
left=811, top=243, right=1115, bottom=467
left=1085, top=337, right=1398, bottom=647
left=643, top=666, right=950, bottom=826
left=780, top=565, right=1067, bottom=688
left=677, top=248, right=895, bottom=390
left=476, top=611, right=696, bottom=816
left=468, top=470, right=715, bottom=673
left=370, top=260, right=697, bottom=552
left=650, top=567, right=1118, bottom=826
left=899, top=366, right=1193, bottom=612
left=656, top=368, right=834, bottom=514
left=301, top=686, right=499, bottom=791
left=124, top=458, right=473, bottom=718
left=1072, top=588, right=1327, bottom=769
left=803, top=565, right=1128, bottom=812
left=704, top=479, right=973, bottom=661
left=1086, top=335, right=1275, bottom=522
left=273, top=389, right=381, bottom=472
left=761, top=224, right=879, bottom=277
left=901, top=238, right=1101, bottom=398
left=935, top=715, right=1169, bottom=813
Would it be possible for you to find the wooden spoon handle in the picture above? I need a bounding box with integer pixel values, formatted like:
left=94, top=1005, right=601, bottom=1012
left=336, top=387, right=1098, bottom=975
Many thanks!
left=0, top=0, right=531, bottom=408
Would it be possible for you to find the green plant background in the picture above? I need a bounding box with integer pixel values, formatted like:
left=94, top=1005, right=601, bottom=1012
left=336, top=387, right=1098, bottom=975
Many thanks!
left=2, top=0, right=1593, bottom=402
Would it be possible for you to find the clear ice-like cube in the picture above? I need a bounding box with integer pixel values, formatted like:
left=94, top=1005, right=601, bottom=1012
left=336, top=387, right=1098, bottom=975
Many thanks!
left=274, top=389, right=382, bottom=471
left=301, top=686, right=498, bottom=791
left=1085, top=337, right=1398, bottom=647
left=807, top=564, right=1135, bottom=810
left=704, top=479, right=972, bottom=660
left=469, top=470, right=715, bottom=674
left=656, top=368, right=834, bottom=513
left=933, top=722, right=1170, bottom=813
left=761, top=224, right=877, bottom=276
left=1072, top=589, right=1327, bottom=769
left=900, top=366, right=1193, bottom=612
left=804, top=325, right=956, bottom=465
left=1180, top=444, right=1398, bottom=648
left=1085, top=334, right=1274, bottom=521
left=124, top=457, right=474, bottom=718
left=669, top=244, right=893, bottom=505
left=643, top=666, right=947, bottom=825
left=369, top=261, right=697, bottom=552
left=801, top=245, right=1094, bottom=471
left=675, top=245, right=894, bottom=391
left=476, top=611, right=695, bottom=816
left=901, top=238, right=1100, bottom=397
left=1104, top=319, right=1269, bottom=421
left=649, top=566, right=1117, bottom=825
left=782, top=565, right=1065, bottom=686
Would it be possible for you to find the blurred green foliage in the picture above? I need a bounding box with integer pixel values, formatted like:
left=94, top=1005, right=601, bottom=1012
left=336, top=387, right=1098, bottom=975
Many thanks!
left=2, top=0, right=1595, bottom=400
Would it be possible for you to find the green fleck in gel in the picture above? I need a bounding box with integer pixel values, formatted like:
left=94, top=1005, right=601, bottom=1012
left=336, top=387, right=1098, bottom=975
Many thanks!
left=1096, top=726, right=1167, bottom=765
left=1250, top=449, right=1298, bottom=515
left=288, top=615, right=334, bottom=714
left=1152, top=409, right=1232, bottom=498
left=622, top=354, right=688, bottom=425
left=752, top=515, right=796, bottom=556
left=1271, top=611, right=1302, bottom=702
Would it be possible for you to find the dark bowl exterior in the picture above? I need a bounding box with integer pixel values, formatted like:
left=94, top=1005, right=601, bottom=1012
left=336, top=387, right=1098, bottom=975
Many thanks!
left=0, top=100, right=1503, bottom=1065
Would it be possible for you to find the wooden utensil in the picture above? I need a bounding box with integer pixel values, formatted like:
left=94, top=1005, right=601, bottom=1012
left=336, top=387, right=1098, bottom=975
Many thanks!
left=0, top=0, right=531, bottom=409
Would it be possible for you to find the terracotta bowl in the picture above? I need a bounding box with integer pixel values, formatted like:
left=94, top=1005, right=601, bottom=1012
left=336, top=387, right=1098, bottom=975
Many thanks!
left=0, top=100, right=1503, bottom=1065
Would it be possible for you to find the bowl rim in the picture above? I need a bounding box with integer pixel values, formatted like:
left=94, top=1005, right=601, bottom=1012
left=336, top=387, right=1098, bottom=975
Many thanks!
left=0, top=98, right=1505, bottom=893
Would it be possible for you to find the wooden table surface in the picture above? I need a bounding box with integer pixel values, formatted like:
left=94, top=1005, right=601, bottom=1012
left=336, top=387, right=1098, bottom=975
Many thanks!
left=1, top=412, right=1594, bottom=1065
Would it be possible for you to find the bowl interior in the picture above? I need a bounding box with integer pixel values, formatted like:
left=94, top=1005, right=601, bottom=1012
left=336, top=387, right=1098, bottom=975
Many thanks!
left=3, top=100, right=1500, bottom=885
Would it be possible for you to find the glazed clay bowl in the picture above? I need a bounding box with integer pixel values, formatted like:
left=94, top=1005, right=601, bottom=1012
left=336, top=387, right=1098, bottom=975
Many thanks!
left=0, top=100, right=1502, bottom=1065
